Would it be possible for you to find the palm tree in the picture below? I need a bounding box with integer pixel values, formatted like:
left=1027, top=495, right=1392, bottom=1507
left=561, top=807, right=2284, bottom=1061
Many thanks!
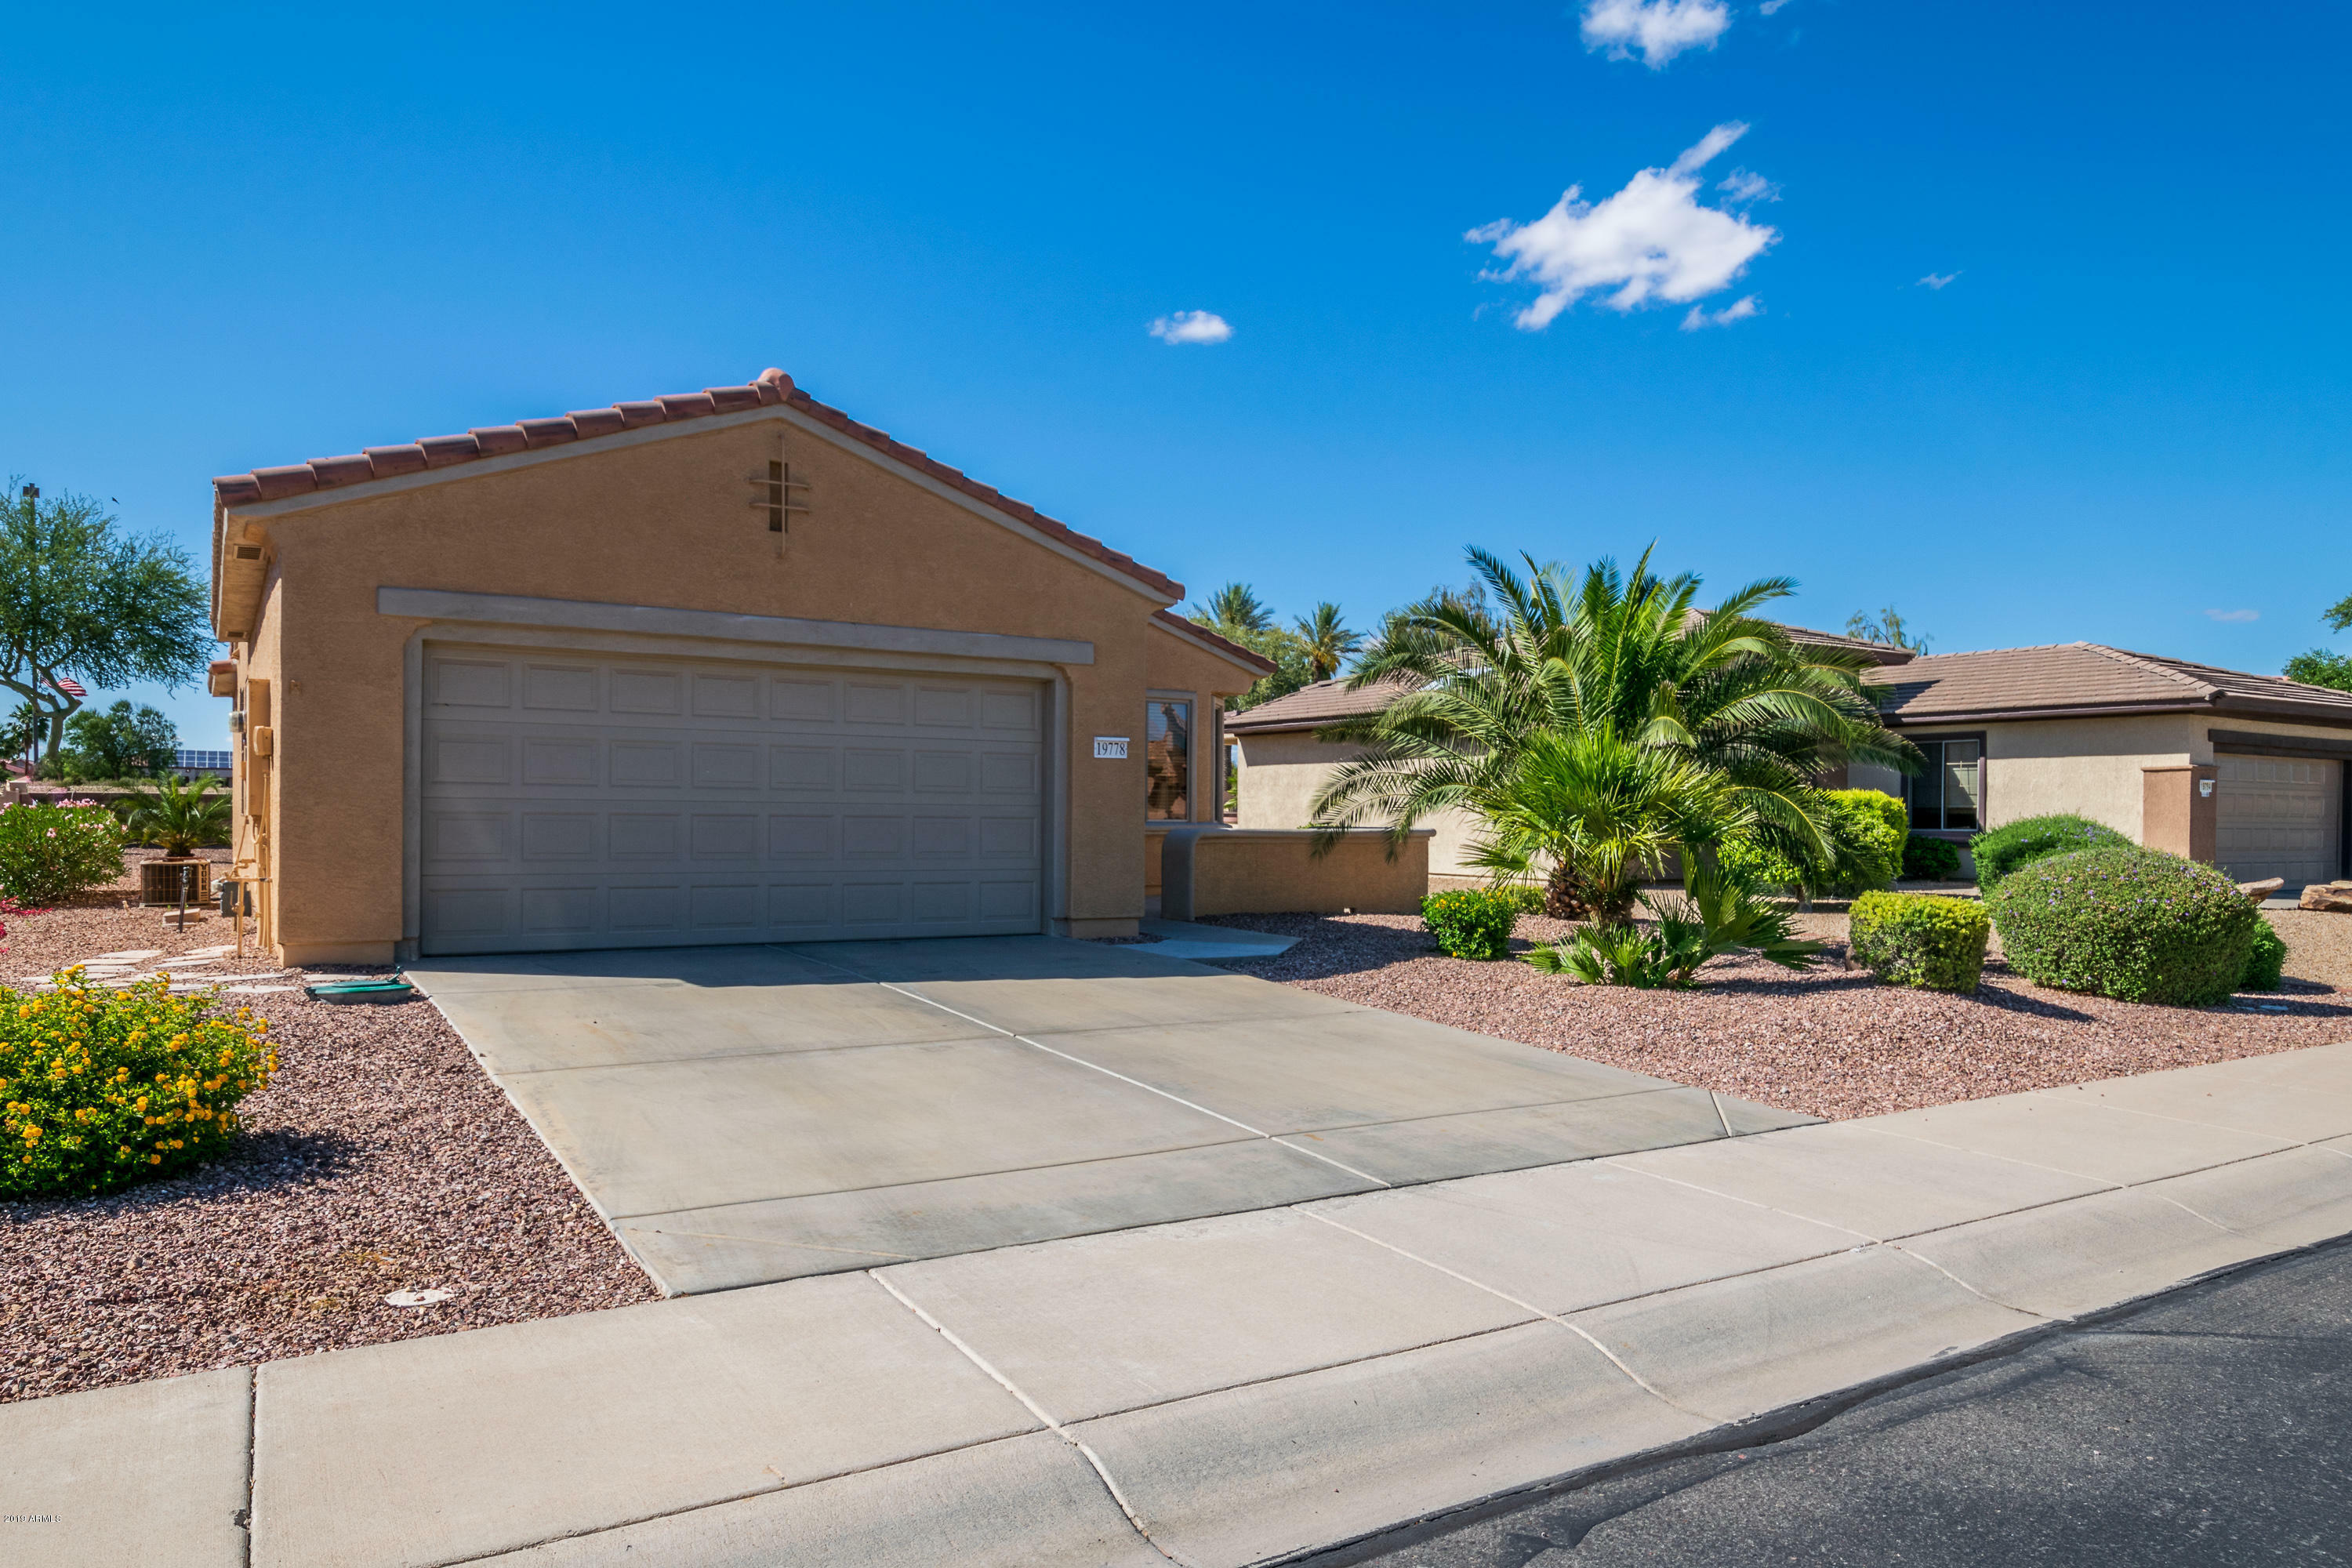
left=1291, top=603, right=1360, bottom=681
left=1196, top=583, right=1275, bottom=638
left=124, top=772, right=229, bottom=858
left=1309, top=546, right=1918, bottom=916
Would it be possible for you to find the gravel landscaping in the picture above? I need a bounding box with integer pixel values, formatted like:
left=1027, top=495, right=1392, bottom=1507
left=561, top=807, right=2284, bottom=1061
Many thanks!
left=0, top=873, right=656, bottom=1406
left=1206, top=907, right=2352, bottom=1123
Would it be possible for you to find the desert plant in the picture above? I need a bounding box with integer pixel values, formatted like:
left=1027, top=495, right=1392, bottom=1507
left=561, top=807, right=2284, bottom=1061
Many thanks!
left=1310, top=546, right=1918, bottom=916
left=1421, top=888, right=1520, bottom=960
left=1461, top=726, right=1754, bottom=922
left=1493, top=884, right=1547, bottom=916
left=123, top=772, right=228, bottom=856
left=0, top=970, right=274, bottom=1197
left=1971, top=814, right=2131, bottom=892
left=1902, top=833, right=1964, bottom=881
left=1526, top=866, right=1820, bottom=988
left=1849, top=891, right=1991, bottom=992
left=0, top=799, right=125, bottom=905
left=1721, top=788, right=1907, bottom=899
left=1988, top=847, right=2258, bottom=1007
left=2241, top=921, right=2288, bottom=993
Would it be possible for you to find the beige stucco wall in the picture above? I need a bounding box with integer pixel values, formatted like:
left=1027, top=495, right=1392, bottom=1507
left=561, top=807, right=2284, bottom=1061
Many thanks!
left=220, top=412, right=1255, bottom=962
left=1232, top=730, right=1493, bottom=878
left=1161, top=826, right=1432, bottom=919
left=1860, top=713, right=2352, bottom=848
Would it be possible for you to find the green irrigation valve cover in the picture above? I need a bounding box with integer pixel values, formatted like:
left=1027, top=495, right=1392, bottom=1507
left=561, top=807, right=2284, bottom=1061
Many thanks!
left=303, top=978, right=418, bottom=1004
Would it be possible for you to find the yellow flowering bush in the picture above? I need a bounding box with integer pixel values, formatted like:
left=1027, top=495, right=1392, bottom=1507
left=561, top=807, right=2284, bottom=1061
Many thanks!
left=0, top=970, right=274, bottom=1199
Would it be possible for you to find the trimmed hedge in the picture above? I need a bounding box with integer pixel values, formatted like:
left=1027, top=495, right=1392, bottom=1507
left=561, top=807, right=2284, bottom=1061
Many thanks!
left=1849, top=891, right=1991, bottom=992
left=1988, top=847, right=2258, bottom=1007
left=1972, top=814, right=2130, bottom=893
left=0, top=971, right=275, bottom=1198
left=1720, top=789, right=1907, bottom=897
left=1421, top=888, right=1519, bottom=960
left=1901, top=833, right=1963, bottom=881
left=2241, top=921, right=2288, bottom=993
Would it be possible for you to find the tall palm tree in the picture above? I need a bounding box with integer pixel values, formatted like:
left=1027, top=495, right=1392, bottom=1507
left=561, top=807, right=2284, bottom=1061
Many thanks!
left=1196, top=583, right=1275, bottom=638
left=1291, top=603, right=1360, bottom=681
left=1310, top=546, right=1918, bottom=915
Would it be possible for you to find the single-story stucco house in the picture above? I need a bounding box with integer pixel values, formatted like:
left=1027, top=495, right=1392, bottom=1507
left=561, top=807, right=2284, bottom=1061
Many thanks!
left=1229, top=630, right=2352, bottom=887
left=209, top=368, right=1282, bottom=965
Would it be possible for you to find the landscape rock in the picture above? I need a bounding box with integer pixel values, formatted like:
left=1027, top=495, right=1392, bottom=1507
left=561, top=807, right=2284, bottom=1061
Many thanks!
left=2238, top=877, right=2285, bottom=902
left=2300, top=884, right=2352, bottom=914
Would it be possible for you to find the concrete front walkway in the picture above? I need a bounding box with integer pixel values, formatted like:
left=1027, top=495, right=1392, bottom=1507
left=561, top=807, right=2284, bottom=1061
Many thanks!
left=404, top=937, right=1807, bottom=1294
left=9, top=1038, right=2352, bottom=1567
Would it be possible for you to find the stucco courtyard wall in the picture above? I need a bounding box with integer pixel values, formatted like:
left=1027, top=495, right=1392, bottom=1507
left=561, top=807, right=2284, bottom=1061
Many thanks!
left=1234, top=731, right=1490, bottom=877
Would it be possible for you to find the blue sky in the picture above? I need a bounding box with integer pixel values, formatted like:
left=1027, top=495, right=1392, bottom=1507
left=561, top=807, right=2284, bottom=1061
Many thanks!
left=6, top=2, right=2349, bottom=746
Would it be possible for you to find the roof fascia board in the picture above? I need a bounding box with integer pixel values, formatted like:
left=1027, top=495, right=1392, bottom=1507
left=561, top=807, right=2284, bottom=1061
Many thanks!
left=1881, top=700, right=2212, bottom=726
left=376, top=587, right=1096, bottom=666
left=1150, top=614, right=1278, bottom=676
left=2210, top=728, right=2352, bottom=756
left=226, top=406, right=1175, bottom=606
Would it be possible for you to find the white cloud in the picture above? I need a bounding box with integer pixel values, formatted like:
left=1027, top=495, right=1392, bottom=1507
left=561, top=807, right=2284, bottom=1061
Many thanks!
left=1581, top=0, right=1731, bottom=67
left=1466, top=124, right=1777, bottom=330
left=1759, top=0, right=1791, bottom=13
left=1717, top=168, right=1779, bottom=205
left=2205, top=608, right=2260, bottom=622
left=1681, top=296, right=1761, bottom=331
left=1918, top=271, right=1961, bottom=290
left=1148, top=310, right=1232, bottom=345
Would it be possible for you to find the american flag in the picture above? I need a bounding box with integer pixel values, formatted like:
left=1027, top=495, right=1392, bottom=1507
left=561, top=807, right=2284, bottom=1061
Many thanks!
left=52, top=677, right=84, bottom=699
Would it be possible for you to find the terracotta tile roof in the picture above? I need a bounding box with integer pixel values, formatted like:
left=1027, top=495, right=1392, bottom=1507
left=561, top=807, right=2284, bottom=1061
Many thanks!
left=1868, top=643, right=2352, bottom=728
left=1223, top=673, right=1422, bottom=732
left=212, top=368, right=1185, bottom=601
left=1150, top=609, right=1277, bottom=673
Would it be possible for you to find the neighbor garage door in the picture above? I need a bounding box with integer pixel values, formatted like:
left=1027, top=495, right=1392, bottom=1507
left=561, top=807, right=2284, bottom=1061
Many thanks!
left=2216, top=755, right=2341, bottom=888
left=418, top=645, right=1045, bottom=954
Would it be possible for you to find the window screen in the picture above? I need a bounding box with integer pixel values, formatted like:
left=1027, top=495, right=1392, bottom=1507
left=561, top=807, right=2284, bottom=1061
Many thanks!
left=1907, top=738, right=1982, bottom=831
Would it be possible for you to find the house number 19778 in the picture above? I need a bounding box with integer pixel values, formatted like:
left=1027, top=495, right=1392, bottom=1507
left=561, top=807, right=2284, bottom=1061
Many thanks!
left=1093, top=736, right=1130, bottom=760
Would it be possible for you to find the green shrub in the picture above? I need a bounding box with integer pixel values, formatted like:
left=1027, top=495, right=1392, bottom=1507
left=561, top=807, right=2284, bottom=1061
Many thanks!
left=1719, top=789, right=1905, bottom=897
left=1421, top=888, right=1519, bottom=960
left=1526, top=866, right=1820, bottom=988
left=1901, top=833, right=1963, bottom=881
left=0, top=971, right=276, bottom=1198
left=1988, top=848, right=2258, bottom=1007
left=1972, top=814, right=2131, bottom=892
left=2241, top=921, right=2288, bottom=992
left=0, top=800, right=127, bottom=906
left=1849, top=891, right=1991, bottom=992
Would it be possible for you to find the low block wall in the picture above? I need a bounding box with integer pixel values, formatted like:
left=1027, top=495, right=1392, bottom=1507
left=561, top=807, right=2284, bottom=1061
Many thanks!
left=1160, top=826, right=1432, bottom=921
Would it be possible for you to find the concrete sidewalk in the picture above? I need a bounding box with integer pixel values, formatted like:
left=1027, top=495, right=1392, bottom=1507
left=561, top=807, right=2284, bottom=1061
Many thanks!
left=10, top=1043, right=2352, bottom=1567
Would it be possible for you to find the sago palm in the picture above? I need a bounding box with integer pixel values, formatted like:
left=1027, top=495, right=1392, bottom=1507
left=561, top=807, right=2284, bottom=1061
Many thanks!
left=124, top=772, right=229, bottom=858
left=1310, top=545, right=1918, bottom=914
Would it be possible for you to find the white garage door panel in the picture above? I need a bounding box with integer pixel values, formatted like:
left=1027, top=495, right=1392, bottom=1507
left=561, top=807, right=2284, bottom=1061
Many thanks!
left=2215, top=755, right=2341, bottom=887
left=419, top=647, right=1046, bottom=954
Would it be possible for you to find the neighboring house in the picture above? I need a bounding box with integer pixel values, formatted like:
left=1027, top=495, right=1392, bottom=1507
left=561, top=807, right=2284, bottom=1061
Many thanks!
left=210, top=368, right=1272, bottom=965
left=1231, top=631, right=2352, bottom=887
left=1853, top=642, right=2352, bottom=886
left=1227, top=622, right=1911, bottom=882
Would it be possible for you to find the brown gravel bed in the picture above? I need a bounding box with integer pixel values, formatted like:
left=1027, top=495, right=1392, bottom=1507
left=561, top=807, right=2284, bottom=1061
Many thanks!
left=0, top=898, right=657, bottom=1406
left=1203, top=909, right=2352, bottom=1123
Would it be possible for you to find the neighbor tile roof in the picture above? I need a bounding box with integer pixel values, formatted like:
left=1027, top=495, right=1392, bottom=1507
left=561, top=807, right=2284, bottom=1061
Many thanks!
left=212, top=368, right=1185, bottom=601
left=1222, top=674, right=1423, bottom=732
left=1868, top=643, right=2352, bottom=728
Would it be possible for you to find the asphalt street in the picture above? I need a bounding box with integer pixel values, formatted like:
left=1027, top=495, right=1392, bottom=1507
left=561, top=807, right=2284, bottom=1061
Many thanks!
left=1323, top=1240, right=2352, bottom=1568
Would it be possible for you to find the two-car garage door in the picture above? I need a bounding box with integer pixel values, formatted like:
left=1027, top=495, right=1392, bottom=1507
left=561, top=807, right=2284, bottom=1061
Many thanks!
left=419, top=645, right=1045, bottom=954
left=2216, top=755, right=2342, bottom=888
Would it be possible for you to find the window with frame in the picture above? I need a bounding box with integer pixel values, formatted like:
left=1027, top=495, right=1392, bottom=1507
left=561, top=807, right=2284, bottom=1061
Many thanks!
left=1907, top=736, right=1983, bottom=831
left=1145, top=699, right=1191, bottom=820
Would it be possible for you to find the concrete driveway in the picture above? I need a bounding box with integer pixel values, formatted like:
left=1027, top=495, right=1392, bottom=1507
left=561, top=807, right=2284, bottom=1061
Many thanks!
left=407, top=936, right=1813, bottom=1293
